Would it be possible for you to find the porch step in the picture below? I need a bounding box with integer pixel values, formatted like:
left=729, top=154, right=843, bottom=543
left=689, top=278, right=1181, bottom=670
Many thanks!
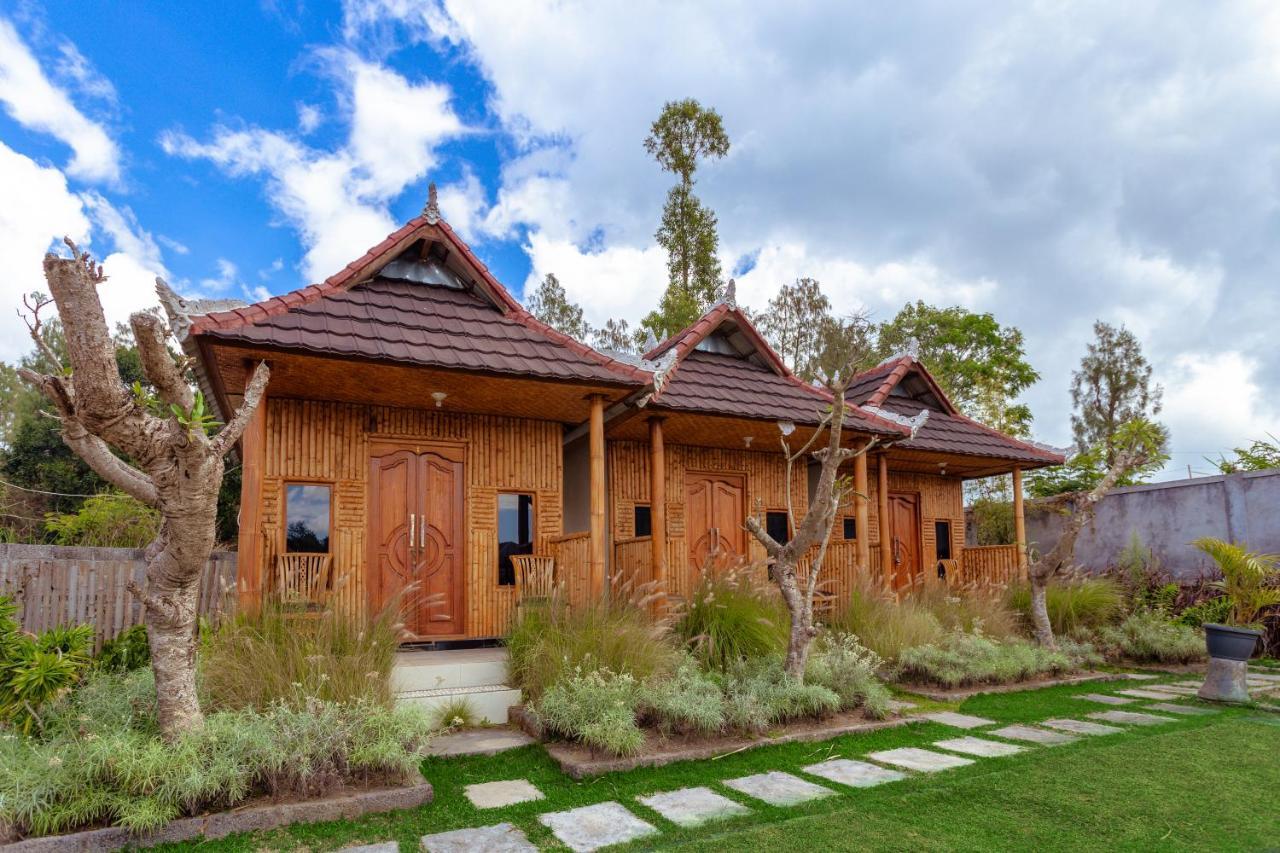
left=397, top=684, right=523, bottom=725
left=392, top=647, right=520, bottom=724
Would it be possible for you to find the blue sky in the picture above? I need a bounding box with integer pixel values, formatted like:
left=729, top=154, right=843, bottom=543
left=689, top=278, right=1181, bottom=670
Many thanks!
left=2, top=0, right=1279, bottom=479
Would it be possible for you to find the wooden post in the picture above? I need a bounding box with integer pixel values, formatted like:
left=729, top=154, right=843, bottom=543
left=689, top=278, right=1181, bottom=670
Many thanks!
left=877, top=453, right=892, bottom=590
left=236, top=397, right=267, bottom=609
left=648, top=417, right=667, bottom=602
left=853, top=448, right=870, bottom=574
left=588, top=394, right=606, bottom=599
left=1013, top=466, right=1028, bottom=580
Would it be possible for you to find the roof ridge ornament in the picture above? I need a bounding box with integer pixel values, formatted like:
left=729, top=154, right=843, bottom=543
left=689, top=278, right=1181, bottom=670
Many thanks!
left=875, top=336, right=920, bottom=367
left=723, top=277, right=737, bottom=308
left=861, top=404, right=929, bottom=438
left=423, top=182, right=440, bottom=224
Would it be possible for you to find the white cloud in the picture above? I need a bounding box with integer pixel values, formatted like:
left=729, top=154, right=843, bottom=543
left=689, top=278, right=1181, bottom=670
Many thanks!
left=0, top=18, right=120, bottom=183
left=296, top=102, right=323, bottom=133
left=522, top=231, right=667, bottom=326
left=200, top=258, right=240, bottom=293
left=436, top=167, right=488, bottom=242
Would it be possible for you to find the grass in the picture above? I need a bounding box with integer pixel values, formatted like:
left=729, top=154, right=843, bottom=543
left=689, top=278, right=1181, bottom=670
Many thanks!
left=154, top=675, right=1280, bottom=851
left=1006, top=577, right=1124, bottom=636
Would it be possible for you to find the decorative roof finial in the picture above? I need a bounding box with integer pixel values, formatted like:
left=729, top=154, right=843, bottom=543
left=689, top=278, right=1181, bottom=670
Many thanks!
left=423, top=182, right=440, bottom=223
left=905, top=336, right=920, bottom=360
left=724, top=277, right=737, bottom=308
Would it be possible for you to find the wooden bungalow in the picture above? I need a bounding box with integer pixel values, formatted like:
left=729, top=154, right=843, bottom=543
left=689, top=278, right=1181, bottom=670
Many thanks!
left=168, top=193, right=1063, bottom=645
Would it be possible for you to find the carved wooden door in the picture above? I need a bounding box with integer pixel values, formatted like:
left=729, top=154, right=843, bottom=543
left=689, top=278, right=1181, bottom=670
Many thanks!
left=888, top=492, right=921, bottom=590
left=369, top=444, right=465, bottom=638
left=685, top=472, right=747, bottom=570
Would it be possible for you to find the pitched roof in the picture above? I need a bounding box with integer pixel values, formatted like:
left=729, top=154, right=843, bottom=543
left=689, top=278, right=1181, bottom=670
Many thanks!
left=189, top=213, right=648, bottom=386
left=849, top=356, right=1064, bottom=467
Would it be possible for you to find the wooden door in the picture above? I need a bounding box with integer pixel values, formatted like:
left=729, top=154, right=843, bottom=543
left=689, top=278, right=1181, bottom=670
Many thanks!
left=685, top=472, right=747, bottom=570
left=368, top=443, right=465, bottom=638
left=888, top=492, right=921, bottom=590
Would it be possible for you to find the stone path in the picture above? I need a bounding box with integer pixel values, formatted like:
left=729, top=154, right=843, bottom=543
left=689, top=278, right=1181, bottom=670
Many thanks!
left=934, top=736, right=1024, bottom=757
left=921, top=711, right=997, bottom=729
left=724, top=771, right=835, bottom=806
left=1144, top=702, right=1220, bottom=716
left=1040, top=718, right=1123, bottom=736
left=464, top=779, right=544, bottom=809
left=538, top=802, right=658, bottom=852
left=340, top=843, right=399, bottom=853
left=1115, top=688, right=1183, bottom=701
left=637, top=787, right=749, bottom=827
left=868, top=747, right=975, bottom=772
left=1079, top=693, right=1136, bottom=705
left=426, top=729, right=536, bottom=757
left=803, top=758, right=906, bottom=788
left=420, top=823, right=536, bottom=853
left=988, top=724, right=1077, bottom=745
left=1087, top=710, right=1176, bottom=726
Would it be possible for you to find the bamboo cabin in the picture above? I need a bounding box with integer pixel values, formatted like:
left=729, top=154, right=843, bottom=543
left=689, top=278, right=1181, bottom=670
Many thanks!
left=167, top=190, right=1064, bottom=644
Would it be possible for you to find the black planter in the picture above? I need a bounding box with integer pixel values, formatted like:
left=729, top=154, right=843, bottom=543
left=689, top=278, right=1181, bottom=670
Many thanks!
left=1203, top=623, right=1262, bottom=662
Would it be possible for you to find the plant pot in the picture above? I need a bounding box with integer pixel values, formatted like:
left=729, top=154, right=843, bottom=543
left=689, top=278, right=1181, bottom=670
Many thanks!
left=1202, top=623, right=1261, bottom=662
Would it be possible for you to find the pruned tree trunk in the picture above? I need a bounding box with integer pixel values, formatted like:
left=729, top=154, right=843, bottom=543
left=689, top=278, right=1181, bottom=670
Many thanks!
left=18, top=240, right=269, bottom=739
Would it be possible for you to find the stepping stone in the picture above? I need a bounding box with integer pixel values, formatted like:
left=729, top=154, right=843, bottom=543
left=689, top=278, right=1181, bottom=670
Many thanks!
left=1040, top=718, right=1124, bottom=736
left=1121, top=673, right=1159, bottom=680
left=868, top=747, right=975, bottom=772
left=921, top=712, right=997, bottom=729
left=637, top=786, right=749, bottom=827
left=1087, top=710, right=1176, bottom=726
left=538, top=802, right=658, bottom=852
left=1250, top=672, right=1280, bottom=682
left=426, top=729, right=536, bottom=757
left=342, top=844, right=398, bottom=853
left=1171, top=679, right=1205, bottom=687
left=421, top=823, right=536, bottom=853
left=1144, top=702, right=1220, bottom=716
left=1115, top=688, right=1183, bottom=701
left=803, top=758, right=907, bottom=788
left=934, top=736, right=1025, bottom=757
left=1147, top=685, right=1200, bottom=695
left=464, top=779, right=544, bottom=809
left=723, top=771, right=834, bottom=806
left=1079, top=693, right=1136, bottom=705
left=989, top=724, right=1077, bottom=745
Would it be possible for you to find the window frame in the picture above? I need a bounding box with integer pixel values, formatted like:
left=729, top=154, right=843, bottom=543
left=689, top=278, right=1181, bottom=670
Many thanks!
left=633, top=504, right=652, bottom=538
left=934, top=519, right=953, bottom=561
left=282, top=480, right=333, bottom=555
left=765, top=509, right=791, bottom=545
left=497, top=491, right=537, bottom=588
left=841, top=516, right=857, bottom=541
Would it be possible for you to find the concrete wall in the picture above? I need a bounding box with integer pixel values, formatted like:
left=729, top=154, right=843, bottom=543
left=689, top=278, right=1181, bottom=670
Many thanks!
left=1025, top=468, right=1280, bottom=580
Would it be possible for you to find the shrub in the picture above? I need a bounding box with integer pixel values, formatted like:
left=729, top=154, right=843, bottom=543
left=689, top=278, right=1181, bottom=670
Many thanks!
left=96, top=625, right=150, bottom=672
left=43, top=493, right=160, bottom=549
left=829, top=579, right=943, bottom=663
left=916, top=583, right=1021, bottom=639
left=637, top=656, right=726, bottom=735
left=806, top=631, right=891, bottom=718
left=0, top=669, right=435, bottom=838
left=199, top=599, right=401, bottom=711
left=673, top=566, right=786, bottom=670
left=0, top=597, right=94, bottom=734
left=1175, top=594, right=1231, bottom=629
left=896, top=631, right=1101, bottom=688
left=533, top=666, right=644, bottom=756
left=428, top=697, right=478, bottom=730
left=1089, top=611, right=1205, bottom=664
left=1192, top=537, right=1280, bottom=628
left=721, top=657, right=840, bottom=734
left=1007, top=577, right=1123, bottom=636
left=506, top=597, right=678, bottom=702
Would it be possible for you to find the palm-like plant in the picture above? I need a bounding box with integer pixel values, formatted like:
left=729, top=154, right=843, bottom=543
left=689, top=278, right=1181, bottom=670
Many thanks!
left=1192, top=537, right=1280, bottom=629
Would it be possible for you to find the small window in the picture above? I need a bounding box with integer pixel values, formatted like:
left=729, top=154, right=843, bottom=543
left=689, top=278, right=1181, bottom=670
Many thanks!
left=766, top=511, right=790, bottom=544
left=935, top=520, right=953, bottom=561
left=285, top=484, right=330, bottom=553
left=842, top=517, right=857, bottom=540
left=633, top=505, right=652, bottom=538
left=498, top=493, right=535, bottom=586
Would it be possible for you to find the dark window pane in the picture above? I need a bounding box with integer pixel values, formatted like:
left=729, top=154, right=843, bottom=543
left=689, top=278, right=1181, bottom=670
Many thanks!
left=634, top=505, right=652, bottom=537
left=843, top=517, right=857, bottom=540
left=285, top=484, right=330, bottom=553
left=498, top=493, right=535, bottom=586
left=935, top=520, right=953, bottom=560
left=766, top=511, right=790, bottom=544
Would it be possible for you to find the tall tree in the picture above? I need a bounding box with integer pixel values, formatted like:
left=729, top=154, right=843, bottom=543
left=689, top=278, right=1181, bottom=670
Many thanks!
left=592, top=318, right=640, bottom=354
left=877, top=301, right=1039, bottom=436
left=640, top=98, right=730, bottom=341
left=1070, top=320, right=1164, bottom=466
left=525, top=273, right=590, bottom=341
left=18, top=240, right=269, bottom=739
left=757, top=278, right=831, bottom=381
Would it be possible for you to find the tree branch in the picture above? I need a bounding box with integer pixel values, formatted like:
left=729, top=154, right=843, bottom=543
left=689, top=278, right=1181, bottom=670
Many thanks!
left=131, top=310, right=193, bottom=411
left=209, top=361, right=270, bottom=457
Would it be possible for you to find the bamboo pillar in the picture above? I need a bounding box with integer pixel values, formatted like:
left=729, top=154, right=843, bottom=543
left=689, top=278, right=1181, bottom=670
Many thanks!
left=236, top=397, right=267, bottom=609
left=588, top=395, right=606, bottom=599
left=1013, top=466, right=1028, bottom=580
left=648, top=417, right=667, bottom=600
left=853, top=448, right=870, bottom=573
left=877, top=453, right=892, bottom=590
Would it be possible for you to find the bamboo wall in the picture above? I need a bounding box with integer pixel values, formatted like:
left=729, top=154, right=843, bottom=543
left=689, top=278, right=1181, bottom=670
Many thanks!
left=547, top=532, right=590, bottom=606
left=255, top=398, right=563, bottom=639
left=959, top=544, right=1020, bottom=587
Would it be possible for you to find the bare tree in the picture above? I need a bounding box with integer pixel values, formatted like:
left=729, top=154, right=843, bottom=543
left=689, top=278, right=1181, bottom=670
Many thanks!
left=18, top=240, right=269, bottom=739
left=745, top=373, right=924, bottom=679
left=1026, top=419, right=1166, bottom=648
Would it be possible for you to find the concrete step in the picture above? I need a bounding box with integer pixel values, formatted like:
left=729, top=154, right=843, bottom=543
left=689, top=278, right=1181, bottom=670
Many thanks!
left=391, top=647, right=510, bottom=693
left=397, top=684, right=522, bottom=725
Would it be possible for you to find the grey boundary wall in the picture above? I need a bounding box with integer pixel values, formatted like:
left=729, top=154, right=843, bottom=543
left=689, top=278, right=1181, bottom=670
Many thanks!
left=0, top=544, right=236, bottom=648
left=1024, top=468, right=1280, bottom=581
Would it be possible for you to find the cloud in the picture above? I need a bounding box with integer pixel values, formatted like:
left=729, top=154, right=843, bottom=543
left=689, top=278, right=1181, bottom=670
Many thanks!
left=0, top=18, right=120, bottom=183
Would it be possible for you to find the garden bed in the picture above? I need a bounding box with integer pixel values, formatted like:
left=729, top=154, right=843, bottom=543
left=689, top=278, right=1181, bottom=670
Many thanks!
left=1, top=774, right=433, bottom=852
left=893, top=671, right=1126, bottom=702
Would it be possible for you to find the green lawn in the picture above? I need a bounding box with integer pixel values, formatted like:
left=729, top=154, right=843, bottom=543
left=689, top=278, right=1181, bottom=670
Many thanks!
left=164, top=680, right=1280, bottom=852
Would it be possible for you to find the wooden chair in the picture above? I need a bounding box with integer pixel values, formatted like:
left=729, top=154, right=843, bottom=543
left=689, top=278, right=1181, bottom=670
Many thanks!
left=511, top=554, right=556, bottom=616
left=273, top=554, right=334, bottom=610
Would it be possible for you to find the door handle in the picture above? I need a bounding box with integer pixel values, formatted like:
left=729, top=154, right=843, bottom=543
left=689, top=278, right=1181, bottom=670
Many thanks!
left=420, top=514, right=427, bottom=548
left=409, top=513, right=417, bottom=562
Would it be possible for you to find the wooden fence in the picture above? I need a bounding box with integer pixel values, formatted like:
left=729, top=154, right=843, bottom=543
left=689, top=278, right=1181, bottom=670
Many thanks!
left=959, top=544, right=1021, bottom=587
left=0, top=544, right=237, bottom=649
left=546, top=532, right=590, bottom=607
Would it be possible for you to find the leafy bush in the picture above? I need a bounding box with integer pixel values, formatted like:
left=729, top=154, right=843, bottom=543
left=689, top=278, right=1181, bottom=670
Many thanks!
left=721, top=658, right=840, bottom=734
left=199, top=599, right=401, bottom=711
left=506, top=597, right=678, bottom=702
left=533, top=666, right=644, bottom=756
left=1088, top=611, right=1205, bottom=664
left=896, top=631, right=1101, bottom=688
left=1175, top=594, right=1231, bottom=629
left=1192, top=537, right=1280, bottom=628
left=95, top=625, right=149, bottom=672
left=673, top=566, right=786, bottom=670
left=917, top=583, right=1021, bottom=639
left=0, top=669, right=435, bottom=838
left=806, top=631, right=891, bottom=718
left=637, top=656, right=726, bottom=735
left=830, top=579, right=943, bottom=662
left=43, top=493, right=160, bottom=549
left=0, top=597, right=93, bottom=734
left=1007, top=577, right=1123, bottom=635
left=428, top=697, right=478, bottom=730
